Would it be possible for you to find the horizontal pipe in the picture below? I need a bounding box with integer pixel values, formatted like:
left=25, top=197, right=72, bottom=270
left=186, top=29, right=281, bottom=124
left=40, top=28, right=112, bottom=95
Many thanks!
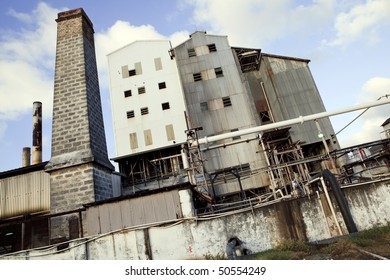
left=194, top=98, right=390, bottom=146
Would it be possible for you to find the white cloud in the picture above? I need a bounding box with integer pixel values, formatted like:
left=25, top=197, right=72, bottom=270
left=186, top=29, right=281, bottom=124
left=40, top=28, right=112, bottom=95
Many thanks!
left=185, top=0, right=335, bottom=47
left=338, top=77, right=390, bottom=147
left=0, top=2, right=59, bottom=120
left=326, top=0, right=390, bottom=47
left=0, top=3, right=189, bottom=122
left=0, top=60, right=53, bottom=120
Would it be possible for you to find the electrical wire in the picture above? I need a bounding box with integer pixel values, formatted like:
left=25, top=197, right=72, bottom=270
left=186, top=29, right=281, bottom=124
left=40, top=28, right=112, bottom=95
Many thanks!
left=335, top=94, right=390, bottom=136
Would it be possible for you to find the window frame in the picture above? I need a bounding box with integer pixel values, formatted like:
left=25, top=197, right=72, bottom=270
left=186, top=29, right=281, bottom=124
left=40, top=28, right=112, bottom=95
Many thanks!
left=222, top=96, right=232, bottom=107
left=193, top=72, right=202, bottom=82
left=207, top=43, right=217, bottom=52
left=138, top=86, right=146, bottom=95
left=158, top=82, right=167, bottom=90
left=124, top=90, right=132, bottom=98
left=126, top=110, right=135, bottom=119
left=140, top=107, right=149, bottom=115
left=162, top=102, right=170, bottom=110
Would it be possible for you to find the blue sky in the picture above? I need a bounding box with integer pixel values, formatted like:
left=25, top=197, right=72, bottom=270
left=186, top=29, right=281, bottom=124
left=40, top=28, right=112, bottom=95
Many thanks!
left=1, top=0, right=389, bottom=172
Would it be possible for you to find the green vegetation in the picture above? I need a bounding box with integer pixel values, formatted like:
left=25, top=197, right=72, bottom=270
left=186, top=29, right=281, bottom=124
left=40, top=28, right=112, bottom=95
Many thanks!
left=250, top=224, right=390, bottom=260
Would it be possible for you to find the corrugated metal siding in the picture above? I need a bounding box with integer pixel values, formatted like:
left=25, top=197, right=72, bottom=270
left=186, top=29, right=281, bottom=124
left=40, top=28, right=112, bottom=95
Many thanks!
left=86, top=190, right=183, bottom=235
left=0, top=171, right=50, bottom=219
left=259, top=56, right=336, bottom=146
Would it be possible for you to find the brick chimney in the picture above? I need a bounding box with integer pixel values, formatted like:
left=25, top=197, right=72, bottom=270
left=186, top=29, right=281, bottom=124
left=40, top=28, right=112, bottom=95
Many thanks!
left=45, top=8, right=114, bottom=240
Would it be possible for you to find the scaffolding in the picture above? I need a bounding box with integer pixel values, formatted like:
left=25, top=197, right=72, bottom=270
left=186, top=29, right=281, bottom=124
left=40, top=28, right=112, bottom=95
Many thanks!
left=260, top=128, right=311, bottom=198
left=185, top=127, right=213, bottom=203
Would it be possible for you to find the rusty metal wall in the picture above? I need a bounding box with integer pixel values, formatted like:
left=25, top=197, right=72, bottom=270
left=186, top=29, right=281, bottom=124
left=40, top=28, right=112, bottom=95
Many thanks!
left=0, top=170, right=50, bottom=219
left=86, top=189, right=183, bottom=235
left=257, top=55, right=338, bottom=148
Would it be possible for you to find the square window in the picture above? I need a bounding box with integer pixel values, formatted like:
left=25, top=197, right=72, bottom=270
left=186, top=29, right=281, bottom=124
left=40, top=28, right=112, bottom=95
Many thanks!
left=215, top=67, right=223, bottom=78
left=162, top=102, right=170, bottom=110
left=200, top=102, right=208, bottom=112
left=138, top=86, right=146, bottom=94
left=193, top=72, right=202, bottom=82
left=208, top=44, right=217, bottom=52
left=260, top=111, right=271, bottom=123
left=141, top=107, right=149, bottom=115
left=188, top=48, right=196, bottom=57
left=222, top=97, right=232, bottom=107
left=231, top=128, right=241, bottom=140
left=128, top=69, right=136, bottom=76
left=124, top=90, right=132, bottom=98
left=158, top=82, right=166, bottom=90
left=126, top=110, right=135, bottom=118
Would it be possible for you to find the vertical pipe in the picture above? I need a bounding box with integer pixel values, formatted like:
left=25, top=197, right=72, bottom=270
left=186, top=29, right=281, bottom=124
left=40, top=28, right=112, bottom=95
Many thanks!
left=315, top=119, right=337, bottom=171
left=32, top=101, right=42, bottom=164
left=260, top=138, right=277, bottom=199
left=260, top=81, right=275, bottom=122
left=320, top=177, right=343, bottom=235
left=22, top=147, right=31, bottom=167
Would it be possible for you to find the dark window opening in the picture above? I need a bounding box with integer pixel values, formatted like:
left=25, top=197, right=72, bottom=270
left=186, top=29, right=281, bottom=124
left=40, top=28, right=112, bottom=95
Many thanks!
left=200, top=102, right=208, bottom=112
left=141, top=107, right=149, bottom=115
left=162, top=102, right=170, bottom=110
left=127, top=110, right=135, bottom=118
left=128, top=69, right=136, bottom=76
left=231, top=128, right=241, bottom=140
left=215, top=67, right=224, bottom=78
left=124, top=90, right=132, bottom=97
left=223, top=97, right=232, bottom=107
left=158, top=82, right=166, bottom=90
left=260, top=111, right=271, bottom=123
left=188, top=48, right=196, bottom=57
left=193, top=73, right=202, bottom=82
left=138, top=86, right=146, bottom=94
left=208, top=44, right=217, bottom=52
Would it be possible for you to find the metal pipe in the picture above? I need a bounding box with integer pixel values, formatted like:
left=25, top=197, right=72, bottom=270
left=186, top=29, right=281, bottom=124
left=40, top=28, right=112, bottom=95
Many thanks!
left=315, top=120, right=337, bottom=170
left=22, top=147, right=31, bottom=167
left=32, top=101, right=42, bottom=164
left=260, top=81, right=275, bottom=122
left=320, top=177, right=343, bottom=235
left=193, top=99, right=390, bottom=146
left=201, top=136, right=258, bottom=151
left=322, top=169, right=358, bottom=233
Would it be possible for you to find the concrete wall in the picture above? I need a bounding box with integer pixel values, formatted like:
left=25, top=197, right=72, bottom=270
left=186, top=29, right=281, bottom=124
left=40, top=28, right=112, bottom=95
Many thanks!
left=3, top=180, right=389, bottom=260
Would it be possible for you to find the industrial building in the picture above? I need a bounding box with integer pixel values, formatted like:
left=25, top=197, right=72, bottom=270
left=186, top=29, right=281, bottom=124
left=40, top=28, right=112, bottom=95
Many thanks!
left=1, top=8, right=389, bottom=259
left=107, top=30, right=339, bottom=206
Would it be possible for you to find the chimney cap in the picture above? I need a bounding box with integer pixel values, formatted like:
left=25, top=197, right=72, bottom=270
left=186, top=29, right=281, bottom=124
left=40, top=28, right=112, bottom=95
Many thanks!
left=56, top=8, right=93, bottom=29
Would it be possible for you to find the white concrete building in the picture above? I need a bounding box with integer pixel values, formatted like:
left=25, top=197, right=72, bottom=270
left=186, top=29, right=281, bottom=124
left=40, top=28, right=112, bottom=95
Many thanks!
left=108, top=40, right=188, bottom=156
left=107, top=40, right=189, bottom=193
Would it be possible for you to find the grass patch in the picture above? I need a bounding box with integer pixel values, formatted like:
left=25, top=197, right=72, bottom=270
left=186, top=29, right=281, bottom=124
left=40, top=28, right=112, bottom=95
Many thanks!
left=249, top=224, right=390, bottom=260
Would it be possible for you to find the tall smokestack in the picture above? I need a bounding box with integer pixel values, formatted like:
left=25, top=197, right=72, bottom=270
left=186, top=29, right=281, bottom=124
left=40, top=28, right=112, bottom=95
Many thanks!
left=32, top=101, right=42, bottom=164
left=22, top=147, right=31, bottom=167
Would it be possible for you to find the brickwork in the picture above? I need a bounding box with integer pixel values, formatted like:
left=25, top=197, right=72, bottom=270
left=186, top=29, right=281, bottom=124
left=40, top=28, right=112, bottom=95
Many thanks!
left=49, top=164, right=95, bottom=213
left=46, top=8, right=114, bottom=239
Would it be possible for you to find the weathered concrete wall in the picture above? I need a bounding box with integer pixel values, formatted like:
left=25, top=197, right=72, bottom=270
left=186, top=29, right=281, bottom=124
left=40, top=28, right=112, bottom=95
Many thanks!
left=344, top=181, right=390, bottom=230
left=3, top=180, right=390, bottom=260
